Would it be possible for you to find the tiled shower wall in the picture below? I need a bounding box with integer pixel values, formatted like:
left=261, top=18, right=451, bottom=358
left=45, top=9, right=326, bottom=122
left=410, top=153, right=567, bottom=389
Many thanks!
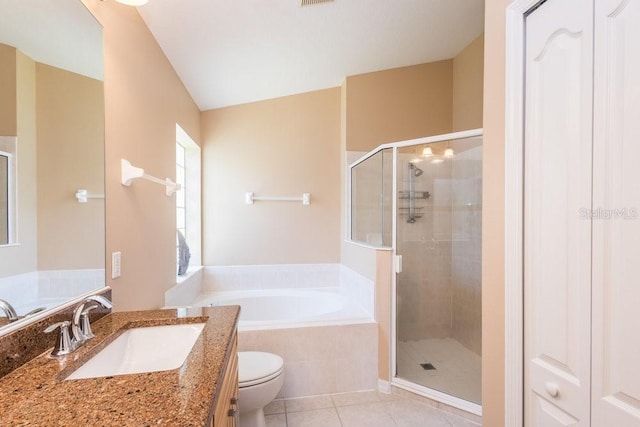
left=396, top=141, right=482, bottom=357
left=397, top=154, right=454, bottom=342
left=450, top=144, right=482, bottom=355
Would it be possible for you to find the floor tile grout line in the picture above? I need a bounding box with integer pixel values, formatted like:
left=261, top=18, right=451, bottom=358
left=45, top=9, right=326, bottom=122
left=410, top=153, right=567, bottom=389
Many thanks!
left=270, top=390, right=479, bottom=427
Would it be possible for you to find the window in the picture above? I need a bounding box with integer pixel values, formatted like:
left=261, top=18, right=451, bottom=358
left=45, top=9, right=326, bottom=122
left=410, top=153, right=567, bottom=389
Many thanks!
left=175, top=125, right=201, bottom=276
left=0, top=137, right=17, bottom=246
left=0, top=153, right=9, bottom=245
left=176, top=142, right=186, bottom=247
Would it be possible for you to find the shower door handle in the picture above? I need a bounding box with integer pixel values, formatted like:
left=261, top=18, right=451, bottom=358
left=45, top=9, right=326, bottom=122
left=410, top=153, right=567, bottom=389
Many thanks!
left=394, top=255, right=403, bottom=273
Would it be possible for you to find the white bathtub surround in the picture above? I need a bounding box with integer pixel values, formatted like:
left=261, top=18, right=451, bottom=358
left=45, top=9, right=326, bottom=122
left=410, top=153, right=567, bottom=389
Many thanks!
left=188, top=264, right=378, bottom=399
left=201, top=263, right=374, bottom=317
left=164, top=266, right=203, bottom=307
left=0, top=269, right=105, bottom=315
left=239, top=323, right=378, bottom=399
left=202, top=264, right=340, bottom=291
left=194, top=288, right=371, bottom=331
left=338, top=265, right=374, bottom=317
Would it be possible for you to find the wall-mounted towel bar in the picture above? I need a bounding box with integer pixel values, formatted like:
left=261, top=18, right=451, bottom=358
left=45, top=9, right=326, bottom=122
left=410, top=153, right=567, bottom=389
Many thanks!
left=75, top=189, right=104, bottom=203
left=245, top=192, right=311, bottom=205
left=121, top=159, right=181, bottom=196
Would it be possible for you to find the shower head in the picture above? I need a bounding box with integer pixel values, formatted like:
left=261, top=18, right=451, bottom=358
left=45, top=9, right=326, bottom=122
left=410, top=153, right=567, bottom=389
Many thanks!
left=408, top=163, right=423, bottom=177
left=409, top=163, right=424, bottom=177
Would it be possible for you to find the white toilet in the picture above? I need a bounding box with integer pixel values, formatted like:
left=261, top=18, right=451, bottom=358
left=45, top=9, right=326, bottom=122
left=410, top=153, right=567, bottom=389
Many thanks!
left=238, top=351, right=284, bottom=427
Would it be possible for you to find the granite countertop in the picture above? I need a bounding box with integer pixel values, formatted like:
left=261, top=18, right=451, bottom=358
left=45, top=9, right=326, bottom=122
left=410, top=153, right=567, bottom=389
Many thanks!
left=0, top=306, right=240, bottom=426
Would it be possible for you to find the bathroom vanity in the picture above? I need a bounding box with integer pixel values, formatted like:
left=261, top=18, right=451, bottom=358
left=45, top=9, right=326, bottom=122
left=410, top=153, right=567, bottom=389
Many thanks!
left=0, top=305, right=240, bottom=426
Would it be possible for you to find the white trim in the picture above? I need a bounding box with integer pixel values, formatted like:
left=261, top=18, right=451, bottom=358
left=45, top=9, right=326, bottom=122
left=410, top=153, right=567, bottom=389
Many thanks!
left=0, top=137, right=18, bottom=246
left=347, top=128, right=483, bottom=247
left=504, top=1, right=541, bottom=426
left=390, top=145, right=398, bottom=388
left=349, top=128, right=484, bottom=169
left=175, top=124, right=201, bottom=269
left=378, top=379, right=392, bottom=394
left=342, top=239, right=392, bottom=251
left=392, top=377, right=483, bottom=416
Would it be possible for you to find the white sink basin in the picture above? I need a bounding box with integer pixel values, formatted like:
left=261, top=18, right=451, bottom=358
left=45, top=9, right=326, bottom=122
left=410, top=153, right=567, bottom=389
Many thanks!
left=66, top=323, right=206, bottom=380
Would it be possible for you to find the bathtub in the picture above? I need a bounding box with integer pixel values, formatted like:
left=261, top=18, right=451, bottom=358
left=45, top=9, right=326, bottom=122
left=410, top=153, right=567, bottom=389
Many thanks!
left=195, top=288, right=372, bottom=331
left=0, top=269, right=105, bottom=316
left=185, top=264, right=379, bottom=398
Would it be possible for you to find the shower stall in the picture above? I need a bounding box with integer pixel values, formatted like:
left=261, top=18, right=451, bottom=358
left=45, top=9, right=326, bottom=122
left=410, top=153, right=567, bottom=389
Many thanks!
left=350, top=130, right=482, bottom=413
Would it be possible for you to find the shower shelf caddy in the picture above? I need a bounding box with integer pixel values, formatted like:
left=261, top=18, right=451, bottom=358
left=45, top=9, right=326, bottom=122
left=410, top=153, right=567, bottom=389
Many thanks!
left=400, top=190, right=430, bottom=223
left=398, top=191, right=430, bottom=199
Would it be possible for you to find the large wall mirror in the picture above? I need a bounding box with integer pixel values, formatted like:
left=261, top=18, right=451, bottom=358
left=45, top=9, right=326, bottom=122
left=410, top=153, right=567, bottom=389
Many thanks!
left=0, top=0, right=105, bottom=333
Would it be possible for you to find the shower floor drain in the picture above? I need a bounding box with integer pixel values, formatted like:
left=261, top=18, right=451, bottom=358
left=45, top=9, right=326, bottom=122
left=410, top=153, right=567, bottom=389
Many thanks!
left=420, top=363, right=436, bottom=370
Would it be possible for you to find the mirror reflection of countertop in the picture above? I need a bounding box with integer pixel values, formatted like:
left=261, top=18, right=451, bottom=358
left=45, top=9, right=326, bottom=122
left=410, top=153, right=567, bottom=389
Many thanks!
left=0, top=306, right=240, bottom=426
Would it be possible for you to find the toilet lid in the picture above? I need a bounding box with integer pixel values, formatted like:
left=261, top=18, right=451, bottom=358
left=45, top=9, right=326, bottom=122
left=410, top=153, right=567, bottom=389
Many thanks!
left=238, top=351, right=284, bottom=388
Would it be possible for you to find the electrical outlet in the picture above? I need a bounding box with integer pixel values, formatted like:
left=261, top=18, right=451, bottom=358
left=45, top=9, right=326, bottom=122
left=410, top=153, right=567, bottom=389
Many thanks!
left=112, top=251, right=121, bottom=279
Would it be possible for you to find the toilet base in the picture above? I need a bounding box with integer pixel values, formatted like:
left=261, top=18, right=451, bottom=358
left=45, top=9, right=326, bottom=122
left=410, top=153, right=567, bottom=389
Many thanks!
left=239, top=407, right=266, bottom=427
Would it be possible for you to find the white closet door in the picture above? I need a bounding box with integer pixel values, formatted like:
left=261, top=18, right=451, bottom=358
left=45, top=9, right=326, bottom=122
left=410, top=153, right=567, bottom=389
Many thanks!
left=592, top=0, right=640, bottom=425
left=524, top=0, right=593, bottom=425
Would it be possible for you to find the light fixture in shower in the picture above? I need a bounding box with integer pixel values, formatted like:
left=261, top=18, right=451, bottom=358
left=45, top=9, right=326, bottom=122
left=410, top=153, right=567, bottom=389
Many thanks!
left=421, top=147, right=434, bottom=157
left=444, top=148, right=455, bottom=158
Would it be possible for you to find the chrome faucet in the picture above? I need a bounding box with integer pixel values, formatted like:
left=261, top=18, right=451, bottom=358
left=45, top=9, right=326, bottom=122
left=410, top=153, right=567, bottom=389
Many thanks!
left=0, top=299, right=19, bottom=323
left=71, top=295, right=113, bottom=347
left=43, top=295, right=113, bottom=357
left=44, top=321, right=74, bottom=356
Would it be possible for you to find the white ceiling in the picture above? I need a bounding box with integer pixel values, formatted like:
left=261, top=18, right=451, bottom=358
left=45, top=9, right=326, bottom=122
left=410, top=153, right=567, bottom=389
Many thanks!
left=0, top=0, right=103, bottom=81
left=138, top=0, right=484, bottom=111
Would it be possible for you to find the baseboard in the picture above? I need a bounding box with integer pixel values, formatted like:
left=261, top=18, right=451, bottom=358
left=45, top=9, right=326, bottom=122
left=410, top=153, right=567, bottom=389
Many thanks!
left=378, top=379, right=392, bottom=394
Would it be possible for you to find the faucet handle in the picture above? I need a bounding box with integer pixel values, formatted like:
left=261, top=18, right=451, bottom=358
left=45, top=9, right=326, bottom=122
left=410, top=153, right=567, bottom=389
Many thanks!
left=72, top=295, right=113, bottom=345
left=44, top=321, right=74, bottom=356
left=79, top=305, right=99, bottom=339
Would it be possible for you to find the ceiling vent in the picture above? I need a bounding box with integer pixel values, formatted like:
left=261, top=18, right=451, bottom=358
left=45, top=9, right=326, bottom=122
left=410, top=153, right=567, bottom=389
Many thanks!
left=301, top=0, right=334, bottom=6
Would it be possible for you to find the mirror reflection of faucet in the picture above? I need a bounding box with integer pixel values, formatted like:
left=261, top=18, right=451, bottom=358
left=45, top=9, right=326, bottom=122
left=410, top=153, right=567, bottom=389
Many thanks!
left=0, top=299, right=19, bottom=323
left=0, top=300, right=49, bottom=324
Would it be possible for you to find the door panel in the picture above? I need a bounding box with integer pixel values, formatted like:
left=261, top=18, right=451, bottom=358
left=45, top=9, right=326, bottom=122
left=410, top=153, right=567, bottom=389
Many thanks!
left=524, top=0, right=593, bottom=424
left=530, top=393, right=580, bottom=427
left=592, top=0, right=640, bottom=425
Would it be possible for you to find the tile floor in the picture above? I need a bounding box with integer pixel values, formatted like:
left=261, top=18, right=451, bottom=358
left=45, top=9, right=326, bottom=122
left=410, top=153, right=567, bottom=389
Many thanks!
left=397, top=338, right=482, bottom=404
left=263, top=390, right=481, bottom=427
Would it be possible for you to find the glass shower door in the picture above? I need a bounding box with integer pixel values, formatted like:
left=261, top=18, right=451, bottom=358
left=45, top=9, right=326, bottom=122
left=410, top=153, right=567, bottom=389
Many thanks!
left=395, top=136, right=482, bottom=405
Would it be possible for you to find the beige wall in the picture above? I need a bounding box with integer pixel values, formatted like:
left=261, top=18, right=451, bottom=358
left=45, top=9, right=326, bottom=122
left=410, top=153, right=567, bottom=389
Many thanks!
left=0, top=44, right=17, bottom=136
left=0, top=49, right=105, bottom=279
left=201, top=89, right=341, bottom=265
left=345, top=61, right=454, bottom=152
left=82, top=0, right=201, bottom=310
left=376, top=250, right=392, bottom=381
left=453, top=35, right=485, bottom=131
left=36, top=63, right=105, bottom=270
left=483, top=0, right=508, bottom=425
left=341, top=59, right=458, bottom=277
left=0, top=51, right=38, bottom=278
